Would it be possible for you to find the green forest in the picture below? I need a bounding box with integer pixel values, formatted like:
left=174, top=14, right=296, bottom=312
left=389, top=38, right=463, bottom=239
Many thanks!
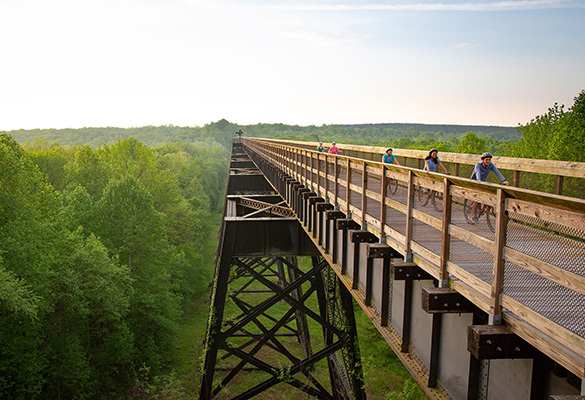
left=1, top=90, right=583, bottom=399
left=0, top=134, right=228, bottom=399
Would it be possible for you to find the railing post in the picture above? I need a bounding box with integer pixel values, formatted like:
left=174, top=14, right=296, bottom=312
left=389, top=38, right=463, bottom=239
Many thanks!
left=295, top=148, right=299, bottom=180
left=289, top=147, right=293, bottom=176
left=346, top=158, right=352, bottom=218
left=301, top=149, right=305, bottom=186
left=324, top=155, right=329, bottom=201
left=490, top=188, right=508, bottom=325
left=439, top=177, right=452, bottom=287
left=361, top=161, right=367, bottom=229
left=513, top=170, right=520, bottom=187
left=334, top=156, right=339, bottom=209
left=379, top=163, right=387, bottom=243
left=309, top=152, right=314, bottom=192
left=317, top=153, right=322, bottom=197
left=556, top=175, right=564, bottom=195
left=405, top=170, right=415, bottom=262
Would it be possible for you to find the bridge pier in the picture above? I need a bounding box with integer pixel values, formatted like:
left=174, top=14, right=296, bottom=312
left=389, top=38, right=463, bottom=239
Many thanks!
left=200, top=142, right=366, bottom=399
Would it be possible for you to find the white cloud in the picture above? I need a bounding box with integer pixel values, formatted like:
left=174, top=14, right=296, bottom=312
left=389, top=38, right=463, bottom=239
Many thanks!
left=189, top=0, right=584, bottom=12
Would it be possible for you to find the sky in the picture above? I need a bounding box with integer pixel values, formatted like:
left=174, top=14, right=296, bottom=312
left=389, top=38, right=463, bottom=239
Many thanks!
left=1, top=0, right=584, bottom=130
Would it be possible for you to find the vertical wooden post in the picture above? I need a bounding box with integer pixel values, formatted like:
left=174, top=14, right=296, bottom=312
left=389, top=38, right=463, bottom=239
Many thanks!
left=556, top=175, right=564, bottom=195
left=317, top=153, right=322, bottom=197
left=334, top=156, right=339, bottom=208
left=293, top=148, right=297, bottom=180
left=302, top=150, right=307, bottom=186
left=295, top=148, right=299, bottom=180
left=490, top=188, right=508, bottom=325
left=439, top=177, right=452, bottom=287
left=513, top=170, right=520, bottom=188
left=361, top=161, right=367, bottom=228
left=454, top=162, right=460, bottom=177
left=324, top=155, right=329, bottom=202
left=346, top=158, right=352, bottom=217
left=404, top=170, right=415, bottom=262
left=380, top=164, right=387, bottom=242
left=309, top=152, right=313, bottom=191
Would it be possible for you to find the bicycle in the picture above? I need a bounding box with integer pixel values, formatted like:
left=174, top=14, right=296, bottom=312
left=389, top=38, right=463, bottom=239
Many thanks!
left=416, top=185, right=443, bottom=212
left=463, top=200, right=496, bottom=232
left=386, top=177, right=398, bottom=195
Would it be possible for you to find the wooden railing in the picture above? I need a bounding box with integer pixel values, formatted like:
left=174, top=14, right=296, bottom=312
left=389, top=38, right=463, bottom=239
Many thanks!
left=242, top=137, right=585, bottom=378
left=258, top=138, right=585, bottom=196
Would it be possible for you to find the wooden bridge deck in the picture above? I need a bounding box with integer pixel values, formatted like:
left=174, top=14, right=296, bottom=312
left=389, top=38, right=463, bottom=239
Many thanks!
left=243, top=137, right=585, bottom=380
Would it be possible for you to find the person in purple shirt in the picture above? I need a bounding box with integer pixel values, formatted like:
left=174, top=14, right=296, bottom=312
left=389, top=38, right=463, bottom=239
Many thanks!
left=423, top=149, right=449, bottom=174
left=470, top=152, right=509, bottom=221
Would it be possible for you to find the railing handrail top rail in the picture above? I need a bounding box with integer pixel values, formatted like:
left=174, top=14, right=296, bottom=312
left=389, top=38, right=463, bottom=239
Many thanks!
left=245, top=137, right=585, bottom=178
left=242, top=137, right=585, bottom=213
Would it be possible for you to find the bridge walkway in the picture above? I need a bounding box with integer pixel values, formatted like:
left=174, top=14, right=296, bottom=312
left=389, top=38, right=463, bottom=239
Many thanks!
left=242, top=137, right=585, bottom=387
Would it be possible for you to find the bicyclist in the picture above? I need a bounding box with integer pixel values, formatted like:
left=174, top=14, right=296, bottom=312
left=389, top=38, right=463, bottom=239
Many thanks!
left=470, top=152, right=509, bottom=221
left=382, top=148, right=401, bottom=166
left=382, top=148, right=401, bottom=187
left=423, top=148, right=449, bottom=174
left=328, top=142, right=341, bottom=155
left=421, top=149, right=449, bottom=205
left=317, top=142, right=324, bottom=152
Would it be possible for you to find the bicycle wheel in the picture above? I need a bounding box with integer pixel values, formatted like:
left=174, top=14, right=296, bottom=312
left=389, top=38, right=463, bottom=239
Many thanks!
left=432, top=192, right=443, bottom=212
left=388, top=178, right=398, bottom=195
left=417, top=185, right=429, bottom=206
left=485, top=206, right=497, bottom=232
left=463, top=200, right=476, bottom=224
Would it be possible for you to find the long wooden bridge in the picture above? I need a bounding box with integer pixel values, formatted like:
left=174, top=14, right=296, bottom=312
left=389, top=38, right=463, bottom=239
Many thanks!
left=200, top=137, right=585, bottom=400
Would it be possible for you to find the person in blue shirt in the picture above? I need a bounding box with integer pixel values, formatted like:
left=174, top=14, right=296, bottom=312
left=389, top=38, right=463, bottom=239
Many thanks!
left=470, top=152, right=509, bottom=221
left=471, top=152, right=509, bottom=184
left=382, top=148, right=401, bottom=165
left=423, top=149, right=449, bottom=174
left=382, top=148, right=401, bottom=187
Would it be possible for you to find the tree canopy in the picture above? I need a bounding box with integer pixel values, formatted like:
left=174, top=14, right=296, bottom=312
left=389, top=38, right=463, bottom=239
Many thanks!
left=0, top=133, right=227, bottom=399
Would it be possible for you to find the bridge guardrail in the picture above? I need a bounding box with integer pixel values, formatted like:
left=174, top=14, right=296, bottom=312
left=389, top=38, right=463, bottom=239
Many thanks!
left=243, top=137, right=585, bottom=379
left=257, top=138, right=585, bottom=197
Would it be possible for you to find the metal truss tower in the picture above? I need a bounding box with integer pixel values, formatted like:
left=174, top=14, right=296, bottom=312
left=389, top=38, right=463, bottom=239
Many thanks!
left=199, top=140, right=366, bottom=399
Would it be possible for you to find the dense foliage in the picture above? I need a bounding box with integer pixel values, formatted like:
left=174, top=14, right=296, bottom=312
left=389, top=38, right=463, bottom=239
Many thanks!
left=0, top=134, right=228, bottom=399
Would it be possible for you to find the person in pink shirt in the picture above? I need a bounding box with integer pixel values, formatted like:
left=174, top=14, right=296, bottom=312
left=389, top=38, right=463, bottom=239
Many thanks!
left=328, top=142, right=341, bottom=155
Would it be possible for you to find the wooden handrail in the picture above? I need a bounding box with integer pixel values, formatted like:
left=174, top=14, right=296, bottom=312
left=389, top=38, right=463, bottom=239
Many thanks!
left=261, top=138, right=585, bottom=178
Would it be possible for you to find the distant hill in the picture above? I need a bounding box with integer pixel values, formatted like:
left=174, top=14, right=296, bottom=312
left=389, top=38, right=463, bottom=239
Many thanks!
left=342, top=122, right=519, bottom=141
left=5, top=119, right=520, bottom=148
